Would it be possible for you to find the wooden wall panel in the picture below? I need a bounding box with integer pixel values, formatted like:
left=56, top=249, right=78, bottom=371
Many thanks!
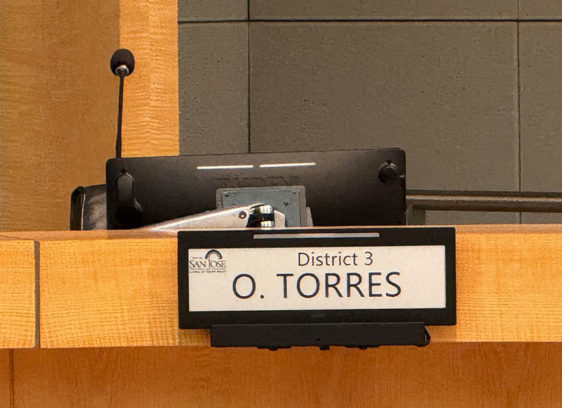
left=0, top=351, right=10, bottom=408
left=0, top=1, right=119, bottom=231
left=12, top=344, right=562, bottom=407
left=0, top=0, right=179, bottom=231
left=0, top=238, right=36, bottom=349
left=119, top=0, right=179, bottom=157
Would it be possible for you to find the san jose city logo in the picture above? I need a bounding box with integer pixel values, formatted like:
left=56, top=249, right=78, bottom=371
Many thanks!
left=189, top=249, right=226, bottom=273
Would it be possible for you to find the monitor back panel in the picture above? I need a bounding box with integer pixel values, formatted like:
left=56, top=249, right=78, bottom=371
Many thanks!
left=106, top=149, right=406, bottom=229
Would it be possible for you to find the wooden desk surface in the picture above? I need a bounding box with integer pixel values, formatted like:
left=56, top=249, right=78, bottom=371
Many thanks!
left=1, top=225, right=561, bottom=348
left=0, top=237, right=36, bottom=348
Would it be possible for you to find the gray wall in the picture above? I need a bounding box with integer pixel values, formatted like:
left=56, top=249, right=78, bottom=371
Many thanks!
left=178, top=0, right=562, bottom=224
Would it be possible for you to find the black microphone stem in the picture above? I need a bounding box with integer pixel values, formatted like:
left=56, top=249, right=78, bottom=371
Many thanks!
left=116, top=72, right=125, bottom=159
left=111, top=48, right=134, bottom=159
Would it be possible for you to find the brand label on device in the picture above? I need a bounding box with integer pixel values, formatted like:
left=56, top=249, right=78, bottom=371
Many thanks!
left=188, top=245, right=446, bottom=312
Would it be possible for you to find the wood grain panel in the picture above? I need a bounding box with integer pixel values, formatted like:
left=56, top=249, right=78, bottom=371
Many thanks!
left=0, top=1, right=118, bottom=231
left=430, top=229, right=562, bottom=342
left=0, top=0, right=179, bottom=231
left=0, top=238, right=36, bottom=349
left=33, top=226, right=562, bottom=347
left=0, top=351, right=10, bottom=408
left=39, top=237, right=207, bottom=348
left=119, top=0, right=179, bottom=157
left=13, top=344, right=562, bottom=407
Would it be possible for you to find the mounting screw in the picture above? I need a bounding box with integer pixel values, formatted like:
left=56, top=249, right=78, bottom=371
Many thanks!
left=378, top=161, right=399, bottom=185
left=238, top=211, right=247, bottom=219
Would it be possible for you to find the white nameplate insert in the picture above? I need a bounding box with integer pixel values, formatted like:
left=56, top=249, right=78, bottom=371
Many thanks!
left=188, top=245, right=446, bottom=312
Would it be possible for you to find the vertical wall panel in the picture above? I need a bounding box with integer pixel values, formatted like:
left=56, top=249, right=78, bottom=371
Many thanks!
left=178, top=23, right=249, bottom=155
left=119, top=0, right=179, bottom=157
left=0, top=0, right=180, bottom=230
left=0, top=1, right=119, bottom=231
left=520, top=23, right=562, bottom=223
left=251, top=0, right=517, bottom=20
left=520, top=1, right=562, bottom=19
left=178, top=0, right=247, bottom=21
left=250, top=24, right=518, bottom=190
left=249, top=22, right=520, bottom=224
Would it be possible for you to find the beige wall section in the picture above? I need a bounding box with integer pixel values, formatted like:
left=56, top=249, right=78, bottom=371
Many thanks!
left=251, top=0, right=517, bottom=19
left=178, top=23, right=249, bottom=155
left=520, top=0, right=562, bottom=18
left=178, top=0, right=247, bottom=21
left=249, top=23, right=519, bottom=191
left=12, top=344, right=562, bottom=407
left=0, top=1, right=118, bottom=231
left=119, top=0, right=179, bottom=158
left=0, top=351, right=9, bottom=408
left=519, top=23, right=562, bottom=223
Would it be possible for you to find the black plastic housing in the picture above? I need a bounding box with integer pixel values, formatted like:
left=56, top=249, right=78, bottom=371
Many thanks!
left=106, top=149, right=406, bottom=229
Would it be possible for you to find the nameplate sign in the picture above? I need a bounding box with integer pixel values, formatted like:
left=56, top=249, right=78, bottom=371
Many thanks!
left=178, top=228, right=455, bottom=329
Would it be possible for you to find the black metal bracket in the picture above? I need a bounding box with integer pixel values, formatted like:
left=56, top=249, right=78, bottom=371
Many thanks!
left=210, top=322, right=430, bottom=350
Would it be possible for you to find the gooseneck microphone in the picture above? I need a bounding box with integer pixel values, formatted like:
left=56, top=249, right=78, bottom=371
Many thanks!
left=109, top=49, right=143, bottom=227
left=110, top=49, right=135, bottom=158
left=69, top=48, right=139, bottom=230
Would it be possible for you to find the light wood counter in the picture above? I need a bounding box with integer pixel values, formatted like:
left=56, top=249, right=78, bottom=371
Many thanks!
left=0, top=226, right=560, bottom=407
left=1, top=225, right=561, bottom=348
left=0, top=237, right=36, bottom=349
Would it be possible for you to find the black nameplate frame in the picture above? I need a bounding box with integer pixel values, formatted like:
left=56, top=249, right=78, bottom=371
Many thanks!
left=178, top=227, right=455, bottom=349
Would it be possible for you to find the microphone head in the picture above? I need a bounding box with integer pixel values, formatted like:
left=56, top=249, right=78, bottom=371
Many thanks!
left=110, top=48, right=135, bottom=76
